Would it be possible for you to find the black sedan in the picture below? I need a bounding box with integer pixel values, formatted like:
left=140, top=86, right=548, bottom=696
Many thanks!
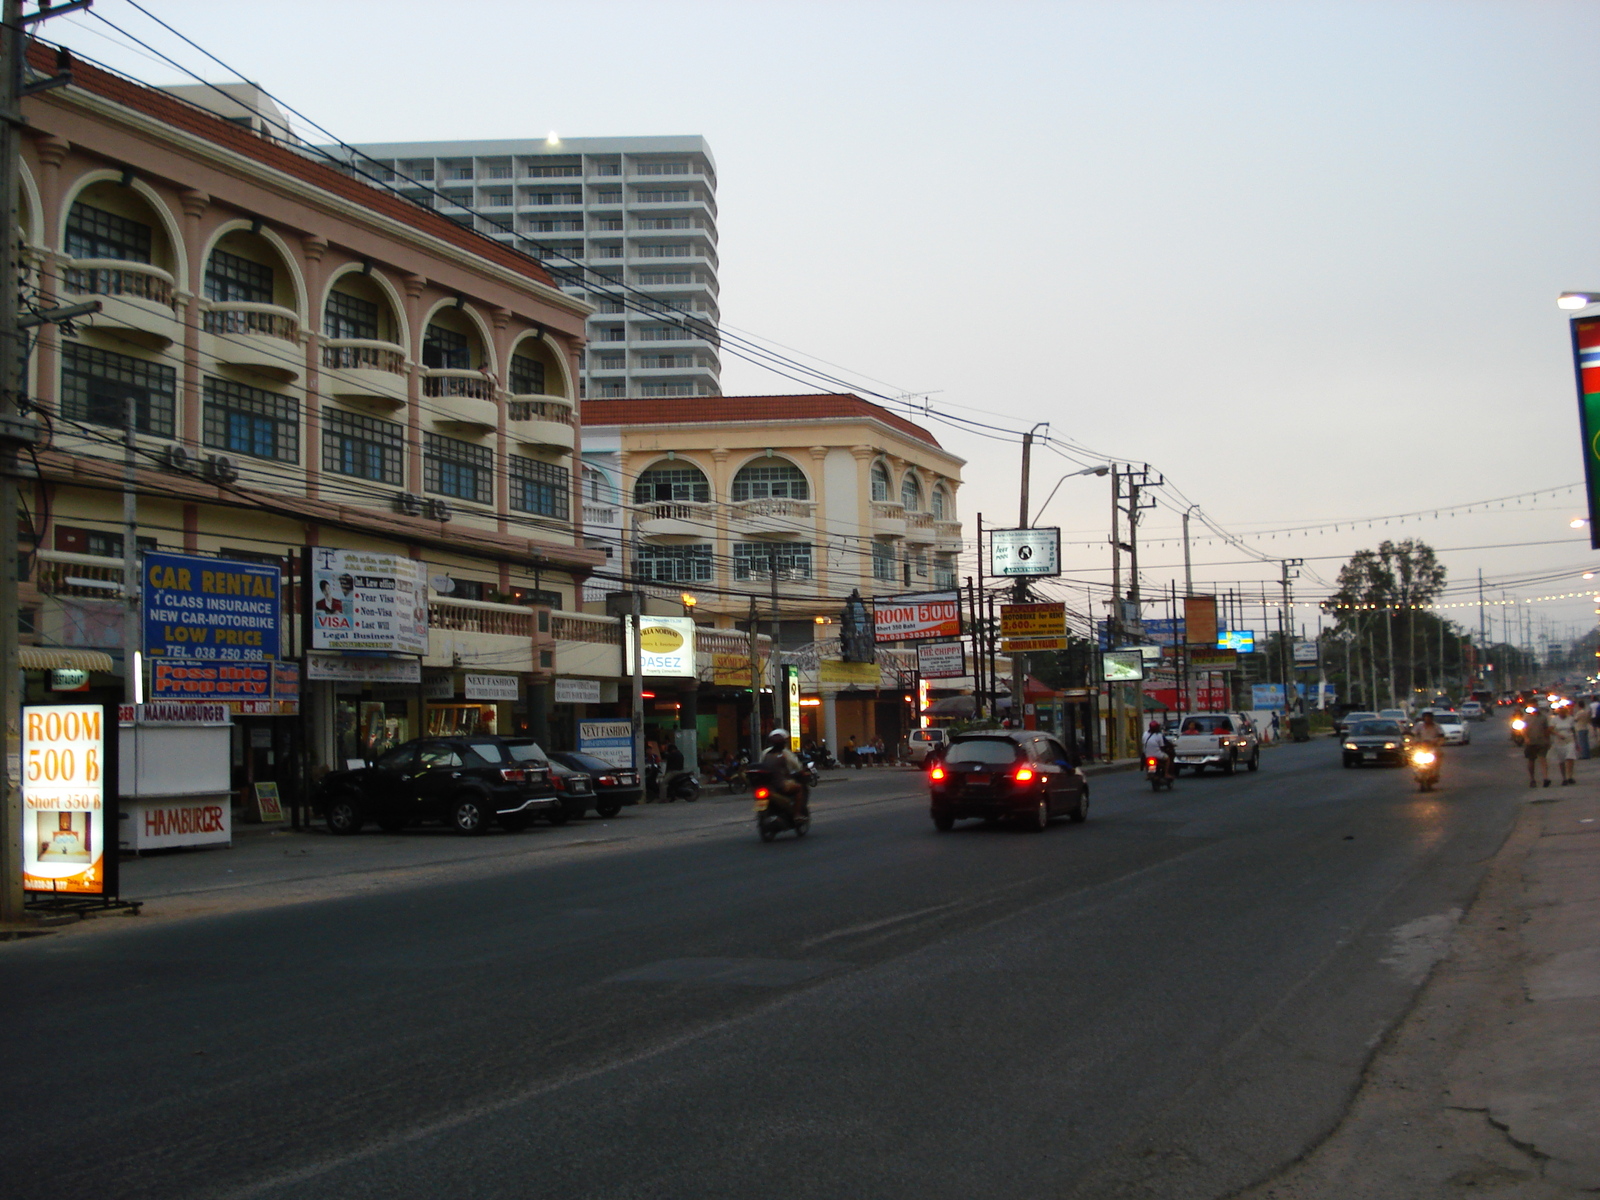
left=547, top=751, right=641, bottom=819
left=929, top=731, right=1088, bottom=832
left=316, top=736, right=561, bottom=835
left=1341, top=719, right=1411, bottom=768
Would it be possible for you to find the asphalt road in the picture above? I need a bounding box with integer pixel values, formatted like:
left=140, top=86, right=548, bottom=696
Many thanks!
left=2, top=728, right=1528, bottom=1200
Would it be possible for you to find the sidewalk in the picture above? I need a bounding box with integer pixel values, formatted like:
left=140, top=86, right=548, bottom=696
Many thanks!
left=1241, top=788, right=1600, bottom=1198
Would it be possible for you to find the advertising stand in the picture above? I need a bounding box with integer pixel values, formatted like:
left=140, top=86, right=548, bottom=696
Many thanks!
left=117, top=704, right=234, bottom=853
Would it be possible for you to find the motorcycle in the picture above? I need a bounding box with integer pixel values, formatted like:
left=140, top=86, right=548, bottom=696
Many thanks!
left=746, top=766, right=810, bottom=842
left=1410, top=744, right=1441, bottom=792
left=797, top=751, right=822, bottom=789
left=666, top=770, right=700, bottom=802
left=810, top=742, right=838, bottom=770
left=711, top=755, right=749, bottom=794
left=1145, top=754, right=1174, bottom=791
left=1510, top=708, right=1532, bottom=746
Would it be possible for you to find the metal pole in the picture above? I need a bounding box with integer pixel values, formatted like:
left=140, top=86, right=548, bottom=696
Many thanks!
left=0, top=0, right=23, bottom=922
left=123, top=393, right=140, bottom=705
left=746, top=594, right=760, bottom=764
left=1109, top=467, right=1122, bottom=758
left=768, top=552, right=780, bottom=732
left=1011, top=429, right=1039, bottom=729
left=631, top=584, right=644, bottom=790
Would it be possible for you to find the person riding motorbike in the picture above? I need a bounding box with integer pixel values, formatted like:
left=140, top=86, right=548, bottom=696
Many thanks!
left=1414, top=711, right=1446, bottom=752
left=1142, top=720, right=1175, bottom=780
left=760, top=728, right=808, bottom=817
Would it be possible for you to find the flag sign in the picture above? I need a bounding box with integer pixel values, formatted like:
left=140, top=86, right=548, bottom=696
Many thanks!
left=1570, top=313, right=1600, bottom=548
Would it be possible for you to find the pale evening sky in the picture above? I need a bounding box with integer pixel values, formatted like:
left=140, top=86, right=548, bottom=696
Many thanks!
left=41, top=0, right=1600, bottom=652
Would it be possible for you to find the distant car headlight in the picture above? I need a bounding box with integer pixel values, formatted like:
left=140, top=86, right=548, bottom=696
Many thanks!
left=1343, top=743, right=1357, bottom=751
left=1384, top=742, right=1396, bottom=749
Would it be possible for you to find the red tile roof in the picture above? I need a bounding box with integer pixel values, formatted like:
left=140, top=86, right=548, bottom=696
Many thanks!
left=27, top=43, right=559, bottom=292
left=581, top=394, right=943, bottom=448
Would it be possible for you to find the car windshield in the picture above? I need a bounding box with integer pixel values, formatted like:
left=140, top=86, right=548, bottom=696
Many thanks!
left=1180, top=716, right=1233, bottom=734
left=1435, top=715, right=1463, bottom=726
left=562, top=752, right=617, bottom=773
left=946, top=740, right=1023, bottom=765
left=1351, top=721, right=1401, bottom=735
left=501, top=740, right=551, bottom=765
left=1378, top=710, right=1406, bottom=719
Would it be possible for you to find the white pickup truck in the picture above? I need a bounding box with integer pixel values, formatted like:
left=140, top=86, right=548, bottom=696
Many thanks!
left=1172, top=712, right=1261, bottom=775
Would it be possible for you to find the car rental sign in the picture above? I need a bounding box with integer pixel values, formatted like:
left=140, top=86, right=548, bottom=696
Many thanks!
left=873, top=592, right=961, bottom=643
left=143, top=551, right=281, bottom=662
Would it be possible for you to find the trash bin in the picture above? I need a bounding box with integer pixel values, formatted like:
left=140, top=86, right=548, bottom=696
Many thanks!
left=1289, top=715, right=1310, bottom=743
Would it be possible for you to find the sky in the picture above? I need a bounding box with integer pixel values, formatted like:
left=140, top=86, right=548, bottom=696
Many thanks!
left=41, top=0, right=1600, bottom=655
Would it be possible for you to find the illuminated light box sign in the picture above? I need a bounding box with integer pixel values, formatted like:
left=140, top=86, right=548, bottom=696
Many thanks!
left=625, top=616, right=696, bottom=677
left=1101, top=649, right=1145, bottom=683
left=1218, top=629, right=1256, bottom=652
left=873, top=592, right=961, bottom=643
left=21, top=704, right=111, bottom=896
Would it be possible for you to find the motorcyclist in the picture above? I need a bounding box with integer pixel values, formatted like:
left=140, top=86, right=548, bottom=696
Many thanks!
left=1142, top=720, right=1175, bottom=780
left=1414, top=711, right=1446, bottom=752
left=761, top=727, right=808, bottom=816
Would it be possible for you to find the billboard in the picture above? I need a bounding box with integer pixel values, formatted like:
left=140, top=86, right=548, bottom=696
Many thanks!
left=1569, top=313, right=1600, bottom=547
left=1001, top=601, right=1067, bottom=652
left=873, top=592, right=961, bottom=643
left=989, top=527, right=1062, bottom=577
left=1101, top=649, right=1145, bottom=682
left=625, top=616, right=696, bottom=677
left=144, top=551, right=281, bottom=662
left=1183, top=595, right=1218, bottom=646
left=1292, top=640, right=1320, bottom=665
left=917, top=641, right=967, bottom=679
left=309, top=548, right=428, bottom=655
left=1218, top=629, right=1256, bottom=652
left=21, top=704, right=111, bottom=896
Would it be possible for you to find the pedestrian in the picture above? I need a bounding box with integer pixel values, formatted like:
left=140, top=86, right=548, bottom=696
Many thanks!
left=1575, top=701, right=1593, bottom=760
left=1550, top=703, right=1578, bottom=785
left=845, top=735, right=860, bottom=769
left=1522, top=704, right=1553, bottom=788
left=1269, top=711, right=1281, bottom=742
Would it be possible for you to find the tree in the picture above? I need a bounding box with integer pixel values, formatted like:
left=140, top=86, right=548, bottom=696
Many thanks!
left=1323, top=540, right=1447, bottom=708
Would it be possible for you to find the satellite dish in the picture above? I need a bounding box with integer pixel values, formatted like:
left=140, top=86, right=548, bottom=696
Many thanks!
left=431, top=574, right=455, bottom=594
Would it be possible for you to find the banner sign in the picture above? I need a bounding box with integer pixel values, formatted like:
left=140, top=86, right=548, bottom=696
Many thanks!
left=625, top=616, right=696, bottom=677
left=305, top=653, right=421, bottom=684
left=1183, top=595, right=1218, bottom=647
left=917, top=641, right=967, bottom=679
left=989, top=527, right=1061, bottom=577
left=143, top=551, right=281, bottom=662
left=22, top=704, right=110, bottom=895
left=554, top=678, right=602, bottom=704
left=1569, top=313, right=1600, bottom=547
left=464, top=674, right=519, bottom=702
left=579, top=720, right=635, bottom=769
left=820, top=659, right=880, bottom=685
left=1101, top=649, right=1145, bottom=683
left=309, top=549, right=428, bottom=654
left=1293, top=640, right=1320, bottom=665
left=1001, top=601, right=1067, bottom=652
left=873, top=591, right=961, bottom=643
left=1252, top=684, right=1286, bottom=709
left=1189, top=648, right=1239, bottom=671
left=150, top=659, right=272, bottom=702
left=711, top=653, right=765, bottom=686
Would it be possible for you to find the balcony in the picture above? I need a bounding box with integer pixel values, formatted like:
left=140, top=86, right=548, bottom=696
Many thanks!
left=904, top=511, right=936, bottom=544
left=582, top=504, right=619, bottom=526
left=62, top=259, right=181, bottom=349
left=728, top=497, right=816, bottom=538
left=551, top=609, right=623, bottom=679
left=201, top=302, right=302, bottom=381
left=506, top=396, right=575, bottom=451
left=935, top=519, right=962, bottom=548
left=871, top=500, right=907, bottom=538
left=34, top=550, right=127, bottom=599
left=636, top=500, right=715, bottom=538
left=428, top=598, right=553, bottom=675
left=423, top=369, right=497, bottom=432
left=321, top=339, right=408, bottom=408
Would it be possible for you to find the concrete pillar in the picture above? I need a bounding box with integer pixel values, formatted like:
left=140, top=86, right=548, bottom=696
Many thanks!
left=823, top=690, right=839, bottom=757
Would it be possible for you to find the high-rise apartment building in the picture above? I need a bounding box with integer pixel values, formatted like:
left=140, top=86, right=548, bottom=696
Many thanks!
left=334, top=137, right=720, bottom=402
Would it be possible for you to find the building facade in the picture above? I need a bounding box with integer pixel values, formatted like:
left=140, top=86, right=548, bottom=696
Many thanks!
left=334, top=137, right=719, bottom=402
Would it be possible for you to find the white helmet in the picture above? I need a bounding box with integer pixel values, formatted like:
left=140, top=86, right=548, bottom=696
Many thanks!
left=767, top=727, right=789, bottom=742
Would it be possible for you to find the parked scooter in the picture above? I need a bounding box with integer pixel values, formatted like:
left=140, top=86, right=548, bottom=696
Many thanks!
left=711, top=752, right=749, bottom=794
left=1410, top=744, right=1441, bottom=792
left=666, top=770, right=700, bottom=802
left=746, top=766, right=810, bottom=842
left=810, top=742, right=838, bottom=770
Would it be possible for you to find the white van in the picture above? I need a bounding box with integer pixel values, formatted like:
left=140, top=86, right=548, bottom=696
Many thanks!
left=907, top=727, right=949, bottom=764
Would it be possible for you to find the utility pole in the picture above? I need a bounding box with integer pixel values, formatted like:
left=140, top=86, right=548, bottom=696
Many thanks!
left=1108, top=466, right=1122, bottom=758
left=746, top=594, right=760, bottom=764
left=1478, top=569, right=1488, bottom=687
left=1279, top=559, right=1302, bottom=715
left=2, top=3, right=89, bottom=924
left=1181, top=504, right=1196, bottom=597
left=1011, top=424, right=1045, bottom=729
left=768, top=552, right=781, bottom=734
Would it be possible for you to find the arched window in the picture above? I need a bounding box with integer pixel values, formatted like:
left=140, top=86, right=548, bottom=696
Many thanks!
left=931, top=486, right=947, bottom=520
left=732, top=458, right=809, bottom=501
left=583, top=466, right=614, bottom=505
left=635, top=461, right=710, bottom=503
left=900, top=473, right=922, bottom=513
left=870, top=461, right=891, bottom=502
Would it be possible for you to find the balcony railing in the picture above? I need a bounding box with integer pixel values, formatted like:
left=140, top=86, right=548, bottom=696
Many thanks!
left=428, top=598, right=533, bottom=637
left=871, top=500, right=906, bottom=520
left=62, top=260, right=176, bottom=309
left=552, top=613, right=622, bottom=645
left=507, top=399, right=573, bottom=425
left=583, top=505, right=619, bottom=525
left=203, top=303, right=300, bottom=342
left=640, top=501, right=711, bottom=522
left=905, top=511, right=935, bottom=529
left=321, top=339, right=406, bottom=374
left=731, top=497, right=815, bottom=520
left=34, top=551, right=127, bottom=599
left=422, top=369, right=496, bottom=400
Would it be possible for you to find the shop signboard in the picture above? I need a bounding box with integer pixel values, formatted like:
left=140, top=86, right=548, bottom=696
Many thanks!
left=872, top=591, right=961, bottom=643
left=819, top=659, right=880, bottom=685
left=624, top=616, right=696, bottom=677
left=305, top=653, right=421, bottom=684
left=1293, top=640, right=1320, bottom=665
left=785, top=665, right=801, bottom=751
left=150, top=660, right=271, bottom=703
left=917, top=641, right=967, bottom=679
left=21, top=703, right=113, bottom=896
left=309, top=548, right=428, bottom=655
left=1001, top=602, right=1067, bottom=653
left=989, top=527, right=1061, bottom=577
left=1252, top=684, right=1286, bottom=710
left=1183, top=595, right=1218, bottom=647
left=1218, top=629, right=1256, bottom=652
left=711, top=653, right=766, bottom=686
left=1101, top=649, right=1145, bottom=683
left=1189, top=648, right=1239, bottom=671
left=1568, top=312, right=1600, bottom=545
left=579, top=720, right=635, bottom=769
left=143, top=551, right=281, bottom=662
left=464, top=674, right=519, bottom=702
left=554, top=678, right=602, bottom=704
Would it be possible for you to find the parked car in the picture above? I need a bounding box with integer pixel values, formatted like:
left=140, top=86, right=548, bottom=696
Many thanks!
left=546, top=750, right=640, bottom=818
left=1341, top=718, right=1410, bottom=768
left=316, top=735, right=561, bottom=835
left=1173, top=712, right=1260, bottom=774
left=928, top=731, right=1088, bottom=831
left=538, top=753, right=597, bottom=821
left=907, top=727, right=950, bottom=765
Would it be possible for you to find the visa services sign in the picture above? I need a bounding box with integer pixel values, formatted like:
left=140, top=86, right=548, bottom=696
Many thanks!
left=143, top=551, right=280, bottom=661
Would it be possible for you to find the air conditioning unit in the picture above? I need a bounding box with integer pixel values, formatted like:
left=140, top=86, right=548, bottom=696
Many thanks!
left=161, top=444, right=193, bottom=474
left=425, top=498, right=452, bottom=523
left=203, top=454, right=238, bottom=484
left=395, top=492, right=424, bottom=517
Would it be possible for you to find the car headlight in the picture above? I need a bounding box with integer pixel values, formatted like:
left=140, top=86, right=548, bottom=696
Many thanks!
left=1384, top=742, right=1396, bottom=750
left=1343, top=743, right=1357, bottom=751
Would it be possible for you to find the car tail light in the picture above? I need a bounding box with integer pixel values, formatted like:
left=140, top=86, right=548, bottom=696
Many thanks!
left=550, top=775, right=566, bottom=792
left=753, top=786, right=770, bottom=800
left=1014, top=766, right=1035, bottom=782
left=929, top=765, right=946, bottom=781
left=598, top=775, right=616, bottom=786
left=499, top=768, right=525, bottom=782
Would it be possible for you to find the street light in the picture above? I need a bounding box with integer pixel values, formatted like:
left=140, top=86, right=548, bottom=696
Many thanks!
left=1030, top=464, right=1111, bottom=522
left=680, top=592, right=697, bottom=616
left=1558, top=292, right=1600, bottom=310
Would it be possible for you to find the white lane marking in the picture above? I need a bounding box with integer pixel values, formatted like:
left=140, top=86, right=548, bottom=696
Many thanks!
left=798, top=901, right=964, bottom=949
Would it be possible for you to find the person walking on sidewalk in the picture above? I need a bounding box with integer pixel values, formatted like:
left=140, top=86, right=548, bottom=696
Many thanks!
left=1575, top=700, right=1593, bottom=760
left=1522, top=703, right=1553, bottom=788
left=1550, top=702, right=1578, bottom=785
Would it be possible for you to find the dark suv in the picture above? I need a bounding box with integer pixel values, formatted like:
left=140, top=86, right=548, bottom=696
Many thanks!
left=928, top=731, right=1089, bottom=832
left=317, top=736, right=562, bottom=835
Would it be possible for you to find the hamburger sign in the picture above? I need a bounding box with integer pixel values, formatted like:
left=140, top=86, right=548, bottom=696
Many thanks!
left=626, top=616, right=697, bottom=677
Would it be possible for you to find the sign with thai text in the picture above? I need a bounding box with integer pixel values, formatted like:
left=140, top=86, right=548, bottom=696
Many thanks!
left=22, top=704, right=108, bottom=895
left=309, top=548, right=428, bottom=654
left=820, top=660, right=880, bottom=685
left=1001, top=602, right=1067, bottom=653
left=873, top=591, right=961, bottom=643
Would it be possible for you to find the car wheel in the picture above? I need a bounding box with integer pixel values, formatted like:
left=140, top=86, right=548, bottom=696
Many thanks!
left=324, top=794, right=363, bottom=835
left=450, top=795, right=490, bottom=836
left=376, top=817, right=407, bottom=834
left=1027, top=797, right=1049, bottom=832
left=1069, top=788, right=1089, bottom=823
left=596, top=799, right=623, bottom=819
left=933, top=812, right=954, bottom=832
left=1247, top=749, right=1260, bottom=772
left=1222, top=752, right=1236, bottom=776
left=546, top=805, right=570, bottom=826
left=500, top=814, right=533, bottom=833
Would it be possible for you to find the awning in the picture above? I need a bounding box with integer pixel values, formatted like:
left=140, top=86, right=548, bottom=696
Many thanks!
left=922, top=694, right=976, bottom=717
left=18, top=647, right=116, bottom=672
